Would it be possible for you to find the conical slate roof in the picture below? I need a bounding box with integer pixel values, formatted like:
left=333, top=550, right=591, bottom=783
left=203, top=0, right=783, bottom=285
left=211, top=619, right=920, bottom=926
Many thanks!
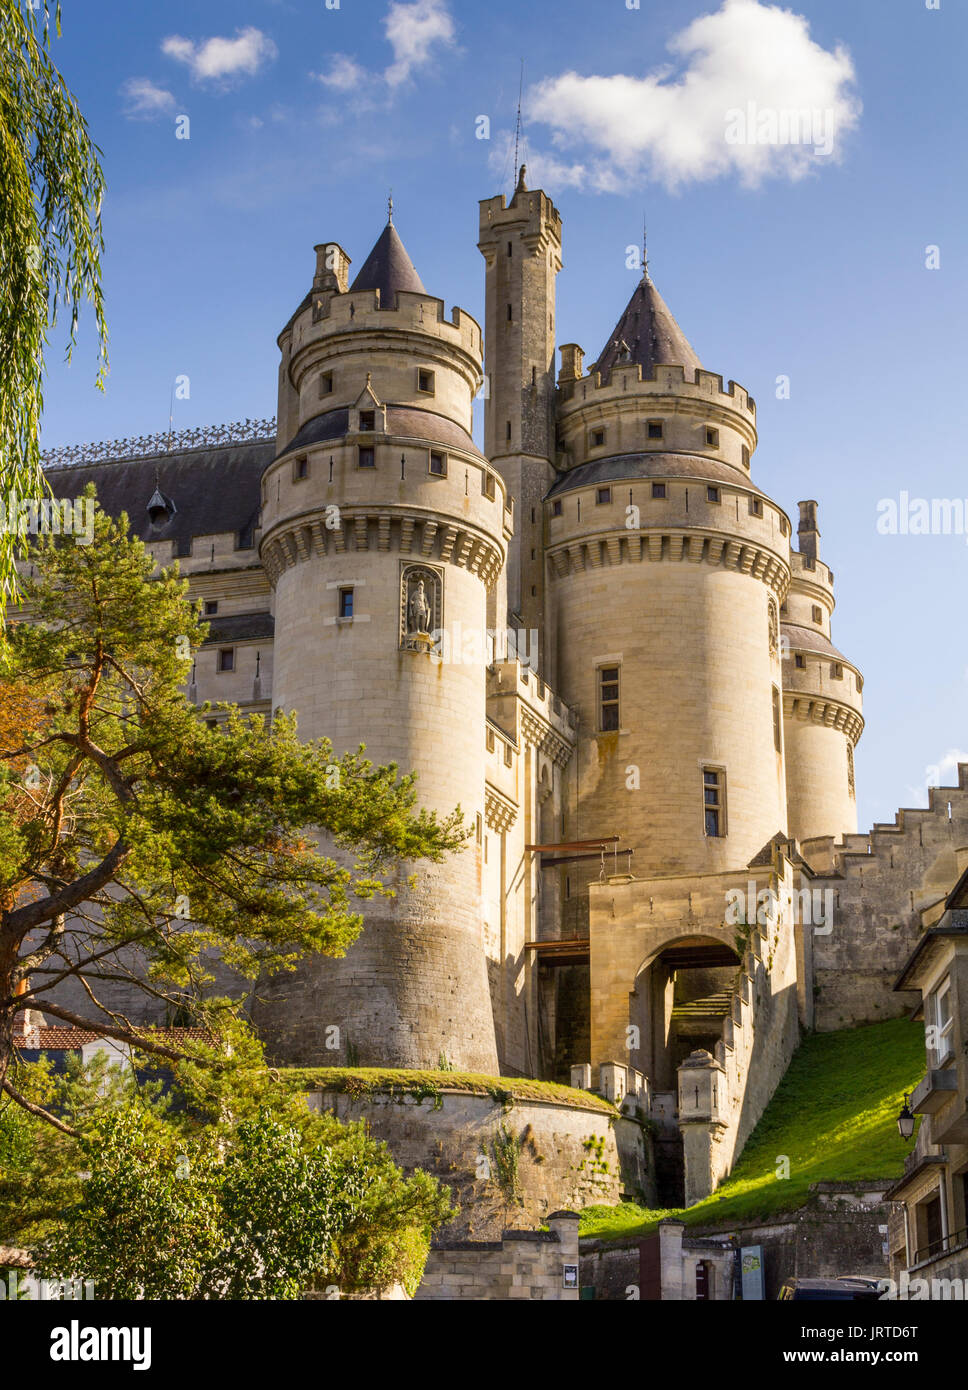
left=594, top=272, right=702, bottom=378
left=349, top=221, right=426, bottom=301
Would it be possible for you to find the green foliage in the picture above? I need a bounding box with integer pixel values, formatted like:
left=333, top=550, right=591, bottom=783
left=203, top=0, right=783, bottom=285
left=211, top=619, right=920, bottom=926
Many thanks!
left=580, top=1018, right=925, bottom=1241
left=0, top=0, right=107, bottom=611
left=489, top=1123, right=521, bottom=1205
left=0, top=499, right=467, bottom=1113
left=6, top=1030, right=453, bottom=1298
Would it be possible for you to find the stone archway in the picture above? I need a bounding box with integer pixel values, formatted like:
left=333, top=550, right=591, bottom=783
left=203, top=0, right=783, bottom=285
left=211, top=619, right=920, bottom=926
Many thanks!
left=629, top=935, right=740, bottom=1090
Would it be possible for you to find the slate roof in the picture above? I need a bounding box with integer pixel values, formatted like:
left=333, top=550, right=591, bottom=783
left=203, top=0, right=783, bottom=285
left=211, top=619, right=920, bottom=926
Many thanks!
left=45, top=440, right=272, bottom=558
left=203, top=611, right=275, bottom=644
left=279, top=404, right=484, bottom=460
left=349, top=221, right=426, bottom=302
left=17, top=1026, right=211, bottom=1051
left=594, top=273, right=703, bottom=380
left=781, top=621, right=851, bottom=665
left=545, top=452, right=769, bottom=499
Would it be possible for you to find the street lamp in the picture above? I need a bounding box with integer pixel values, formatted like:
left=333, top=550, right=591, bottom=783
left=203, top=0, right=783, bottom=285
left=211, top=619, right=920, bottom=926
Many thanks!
left=897, top=1094, right=915, bottom=1141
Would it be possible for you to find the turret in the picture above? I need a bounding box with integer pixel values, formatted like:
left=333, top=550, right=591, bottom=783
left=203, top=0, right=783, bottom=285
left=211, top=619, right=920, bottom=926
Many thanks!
left=253, top=215, right=508, bottom=1073
left=781, top=500, right=864, bottom=841
left=478, top=167, right=562, bottom=656
left=546, top=262, right=791, bottom=929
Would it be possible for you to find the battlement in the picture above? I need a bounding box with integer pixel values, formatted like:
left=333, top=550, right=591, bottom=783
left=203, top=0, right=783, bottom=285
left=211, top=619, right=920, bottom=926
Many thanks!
left=559, top=363, right=756, bottom=420
left=290, top=288, right=483, bottom=363
left=478, top=185, right=562, bottom=246
left=789, top=550, right=835, bottom=591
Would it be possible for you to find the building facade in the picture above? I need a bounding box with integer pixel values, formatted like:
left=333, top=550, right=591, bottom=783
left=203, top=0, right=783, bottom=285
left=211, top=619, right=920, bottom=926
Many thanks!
left=38, top=170, right=968, bottom=1204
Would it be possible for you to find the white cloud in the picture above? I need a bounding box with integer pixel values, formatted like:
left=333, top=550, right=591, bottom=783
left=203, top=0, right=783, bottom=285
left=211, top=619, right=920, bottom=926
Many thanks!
left=383, top=0, right=456, bottom=87
left=162, top=27, right=277, bottom=84
left=524, top=0, right=861, bottom=193
left=313, top=54, right=369, bottom=92
left=120, top=77, right=176, bottom=120
left=906, top=748, right=968, bottom=808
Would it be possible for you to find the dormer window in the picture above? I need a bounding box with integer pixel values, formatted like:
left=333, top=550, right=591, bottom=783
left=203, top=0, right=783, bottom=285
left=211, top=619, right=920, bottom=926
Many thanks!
left=146, top=487, right=175, bottom=527
left=359, top=410, right=375, bottom=432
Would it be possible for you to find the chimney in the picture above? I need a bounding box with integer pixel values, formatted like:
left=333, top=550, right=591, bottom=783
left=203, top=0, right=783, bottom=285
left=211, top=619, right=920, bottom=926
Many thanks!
left=313, top=242, right=351, bottom=295
left=797, top=499, right=820, bottom=561
left=558, top=343, right=585, bottom=384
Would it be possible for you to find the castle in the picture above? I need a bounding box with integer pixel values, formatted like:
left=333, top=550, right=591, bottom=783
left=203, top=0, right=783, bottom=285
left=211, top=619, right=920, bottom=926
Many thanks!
left=42, top=169, right=968, bottom=1208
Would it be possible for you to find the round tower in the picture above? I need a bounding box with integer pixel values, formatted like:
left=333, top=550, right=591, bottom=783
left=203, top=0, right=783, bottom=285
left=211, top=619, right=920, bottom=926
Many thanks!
left=548, top=268, right=791, bottom=904
left=781, top=500, right=863, bottom=842
left=253, top=216, right=506, bottom=1072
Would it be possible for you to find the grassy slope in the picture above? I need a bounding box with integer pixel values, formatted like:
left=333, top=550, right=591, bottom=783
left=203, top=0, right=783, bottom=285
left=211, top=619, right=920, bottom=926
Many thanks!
left=581, top=1018, right=925, bottom=1241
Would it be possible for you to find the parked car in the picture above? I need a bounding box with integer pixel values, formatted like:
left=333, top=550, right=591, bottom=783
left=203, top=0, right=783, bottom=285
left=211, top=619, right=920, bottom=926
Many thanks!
left=778, top=1277, right=885, bottom=1301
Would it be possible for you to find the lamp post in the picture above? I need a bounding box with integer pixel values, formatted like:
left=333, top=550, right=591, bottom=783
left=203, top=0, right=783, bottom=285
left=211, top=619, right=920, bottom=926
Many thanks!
left=897, top=1094, right=915, bottom=1141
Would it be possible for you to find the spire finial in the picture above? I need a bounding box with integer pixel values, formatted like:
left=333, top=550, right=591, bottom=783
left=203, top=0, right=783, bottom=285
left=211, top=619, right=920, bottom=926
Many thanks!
left=512, top=58, right=525, bottom=197
left=387, top=188, right=393, bottom=224
left=642, top=213, right=649, bottom=282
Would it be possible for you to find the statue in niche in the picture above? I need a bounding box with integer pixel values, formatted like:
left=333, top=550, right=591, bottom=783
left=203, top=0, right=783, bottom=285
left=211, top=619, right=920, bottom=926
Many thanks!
left=401, top=565, right=442, bottom=651
left=408, top=577, right=432, bottom=634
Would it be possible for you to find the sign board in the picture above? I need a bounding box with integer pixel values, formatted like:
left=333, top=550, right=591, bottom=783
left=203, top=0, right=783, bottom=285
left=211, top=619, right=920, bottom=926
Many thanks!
left=563, top=1264, right=579, bottom=1289
left=740, top=1245, right=765, bottom=1301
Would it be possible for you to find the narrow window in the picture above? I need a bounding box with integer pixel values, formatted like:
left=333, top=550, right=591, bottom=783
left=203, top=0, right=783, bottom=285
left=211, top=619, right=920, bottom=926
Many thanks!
left=703, top=768, right=726, bottom=837
left=417, top=368, right=435, bottom=395
left=596, top=486, right=611, bottom=505
left=507, top=303, right=513, bottom=320
left=750, top=496, right=763, bottom=517
left=742, top=446, right=750, bottom=467
left=552, top=499, right=563, bottom=517
left=803, top=555, right=816, bottom=570
left=934, top=979, right=954, bottom=1062
left=772, top=686, right=782, bottom=752
left=794, top=653, right=805, bottom=669
left=506, top=420, right=512, bottom=442
left=218, top=648, right=235, bottom=673
left=482, top=471, right=496, bottom=500
left=707, top=485, right=720, bottom=504
left=204, top=600, right=218, bottom=616
left=812, top=605, right=823, bottom=624
left=652, top=482, right=666, bottom=499
left=780, top=516, right=789, bottom=536
left=705, top=427, right=719, bottom=448
left=338, top=587, right=354, bottom=619
left=295, top=455, right=309, bottom=480
left=599, top=666, right=620, bottom=732
left=359, top=410, right=375, bottom=432
left=205, top=718, right=218, bottom=730
left=358, top=446, right=375, bottom=468
left=590, top=428, right=605, bottom=448
left=647, top=420, right=664, bottom=440
left=831, top=662, right=843, bottom=679
left=319, top=371, right=333, bottom=396
left=429, top=451, right=446, bottom=476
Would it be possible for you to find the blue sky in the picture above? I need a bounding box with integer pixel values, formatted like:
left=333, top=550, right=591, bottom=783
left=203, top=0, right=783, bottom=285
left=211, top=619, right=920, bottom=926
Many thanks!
left=38, top=0, right=967, bottom=831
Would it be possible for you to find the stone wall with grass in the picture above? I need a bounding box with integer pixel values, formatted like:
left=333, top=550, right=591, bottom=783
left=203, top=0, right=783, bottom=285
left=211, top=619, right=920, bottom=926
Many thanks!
left=301, top=1069, right=647, bottom=1238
